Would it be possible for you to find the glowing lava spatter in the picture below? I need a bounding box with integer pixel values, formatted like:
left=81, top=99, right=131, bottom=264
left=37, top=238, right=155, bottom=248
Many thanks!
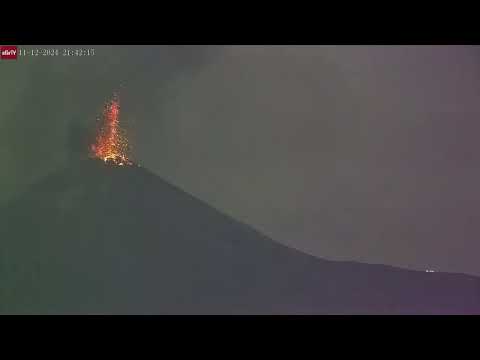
left=90, top=95, right=132, bottom=166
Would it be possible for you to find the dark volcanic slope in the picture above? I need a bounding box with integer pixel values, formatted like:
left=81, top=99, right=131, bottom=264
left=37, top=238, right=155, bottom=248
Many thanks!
left=1, top=160, right=479, bottom=314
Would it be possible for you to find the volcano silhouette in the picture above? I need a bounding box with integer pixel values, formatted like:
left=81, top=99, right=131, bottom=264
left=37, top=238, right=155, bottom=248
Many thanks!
left=1, top=159, right=479, bottom=314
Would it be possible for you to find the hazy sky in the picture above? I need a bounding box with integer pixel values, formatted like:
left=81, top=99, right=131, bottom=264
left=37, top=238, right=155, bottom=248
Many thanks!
left=2, top=45, right=480, bottom=276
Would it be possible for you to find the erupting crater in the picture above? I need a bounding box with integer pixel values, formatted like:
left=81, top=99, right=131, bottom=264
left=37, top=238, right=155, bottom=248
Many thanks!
left=90, top=95, right=133, bottom=166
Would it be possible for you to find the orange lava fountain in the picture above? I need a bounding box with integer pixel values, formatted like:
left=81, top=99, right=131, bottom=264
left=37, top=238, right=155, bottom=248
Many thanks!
left=90, top=95, right=132, bottom=166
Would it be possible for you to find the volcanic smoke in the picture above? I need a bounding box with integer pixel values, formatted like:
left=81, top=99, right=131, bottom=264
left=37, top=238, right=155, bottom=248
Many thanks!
left=90, top=95, right=132, bottom=166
